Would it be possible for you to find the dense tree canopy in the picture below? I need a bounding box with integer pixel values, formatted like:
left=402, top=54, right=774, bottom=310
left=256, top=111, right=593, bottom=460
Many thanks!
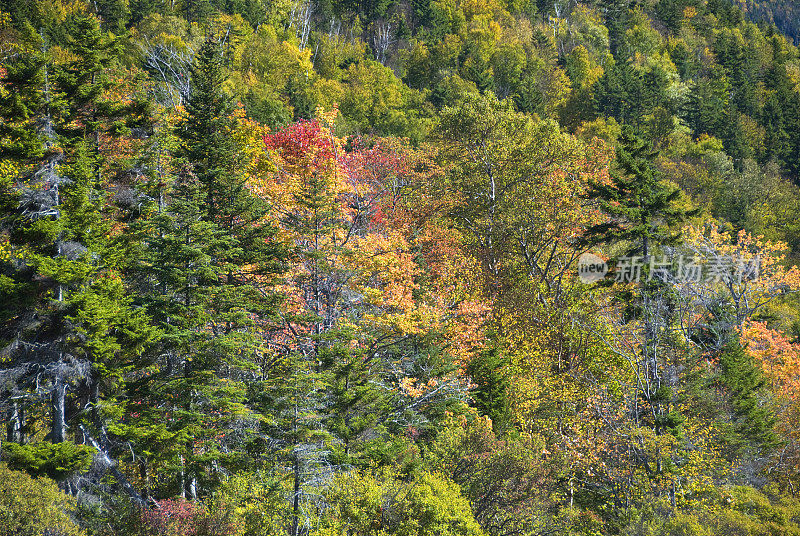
left=2, top=0, right=800, bottom=535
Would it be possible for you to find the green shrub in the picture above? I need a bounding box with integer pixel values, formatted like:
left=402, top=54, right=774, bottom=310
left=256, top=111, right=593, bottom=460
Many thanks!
left=319, top=469, right=484, bottom=536
left=215, top=472, right=291, bottom=536
left=2, top=440, right=95, bottom=480
left=0, top=462, right=84, bottom=536
left=659, top=513, right=711, bottom=536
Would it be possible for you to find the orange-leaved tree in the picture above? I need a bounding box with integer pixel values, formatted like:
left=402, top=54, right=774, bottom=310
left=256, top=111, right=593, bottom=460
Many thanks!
left=255, top=109, right=486, bottom=531
left=742, top=321, right=800, bottom=491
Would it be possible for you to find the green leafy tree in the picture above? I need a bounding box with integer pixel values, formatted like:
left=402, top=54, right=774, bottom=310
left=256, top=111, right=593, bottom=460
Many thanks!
left=320, top=469, right=485, bottom=536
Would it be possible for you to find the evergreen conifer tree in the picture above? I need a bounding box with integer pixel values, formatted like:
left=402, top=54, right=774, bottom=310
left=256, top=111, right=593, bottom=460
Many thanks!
left=466, top=345, right=511, bottom=435
left=122, top=34, right=286, bottom=499
left=719, top=341, right=778, bottom=459
left=582, top=126, right=693, bottom=259
left=581, top=127, right=696, bottom=495
left=131, top=164, right=251, bottom=498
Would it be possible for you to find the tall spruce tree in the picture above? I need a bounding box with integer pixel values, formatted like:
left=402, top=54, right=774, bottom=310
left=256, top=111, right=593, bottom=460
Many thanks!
left=684, top=339, right=779, bottom=469
left=130, top=164, right=250, bottom=498
left=179, top=35, right=282, bottom=270
left=0, top=22, right=153, bottom=463
left=593, top=59, right=646, bottom=130
left=581, top=127, right=695, bottom=500
left=179, top=36, right=236, bottom=224
left=582, top=126, right=692, bottom=259
left=1, top=136, right=155, bottom=499
left=718, top=341, right=778, bottom=459
left=123, top=34, right=286, bottom=499
left=466, top=345, right=511, bottom=435
left=57, top=15, right=119, bottom=152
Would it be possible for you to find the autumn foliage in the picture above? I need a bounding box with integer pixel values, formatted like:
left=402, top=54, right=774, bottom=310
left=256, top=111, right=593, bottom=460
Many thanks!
left=3, top=1, right=800, bottom=535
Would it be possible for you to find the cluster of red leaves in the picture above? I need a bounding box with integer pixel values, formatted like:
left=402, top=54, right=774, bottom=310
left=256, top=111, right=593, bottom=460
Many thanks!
left=263, top=119, right=336, bottom=163
left=138, top=498, right=234, bottom=536
left=255, top=117, right=488, bottom=396
left=140, top=499, right=203, bottom=536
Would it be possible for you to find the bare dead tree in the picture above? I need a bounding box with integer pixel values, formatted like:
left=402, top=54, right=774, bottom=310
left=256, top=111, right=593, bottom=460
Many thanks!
left=138, top=38, right=195, bottom=107
left=372, top=21, right=394, bottom=65
left=288, top=1, right=313, bottom=51
left=328, top=18, right=341, bottom=39
left=0, top=339, right=90, bottom=444
left=550, top=0, right=578, bottom=58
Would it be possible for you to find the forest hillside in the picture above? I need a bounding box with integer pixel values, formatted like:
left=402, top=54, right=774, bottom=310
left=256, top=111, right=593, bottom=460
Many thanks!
left=3, top=0, right=800, bottom=534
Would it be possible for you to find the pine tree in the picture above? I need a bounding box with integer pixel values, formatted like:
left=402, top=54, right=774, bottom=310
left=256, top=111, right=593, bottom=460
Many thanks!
left=178, top=32, right=285, bottom=386
left=719, top=341, right=778, bottom=459
left=1, top=28, right=66, bottom=448
left=95, top=0, right=130, bottom=32
left=57, top=15, right=116, bottom=148
left=179, top=36, right=236, bottom=224
left=593, top=59, right=645, bottom=128
left=179, top=35, right=282, bottom=269
left=130, top=165, right=250, bottom=498
left=0, top=41, right=47, bottom=163
left=0, top=28, right=98, bottom=447
left=259, top=346, right=330, bottom=536
left=0, top=32, right=52, bottom=344
left=762, top=63, right=800, bottom=179
left=286, top=74, right=317, bottom=121
left=0, top=138, right=156, bottom=507
left=466, top=345, right=511, bottom=435
left=323, top=343, right=390, bottom=466
left=120, top=34, right=286, bottom=499
left=687, top=340, right=779, bottom=465
left=762, top=92, right=789, bottom=166
left=683, top=70, right=730, bottom=138
left=0, top=18, right=158, bottom=504
left=581, top=126, right=693, bottom=258
left=581, top=127, right=695, bottom=497
left=599, top=0, right=634, bottom=56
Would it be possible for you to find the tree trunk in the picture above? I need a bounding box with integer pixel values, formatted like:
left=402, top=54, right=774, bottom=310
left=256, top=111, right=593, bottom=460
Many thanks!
left=293, top=453, right=301, bottom=536
left=179, top=455, right=186, bottom=499
left=79, top=423, right=145, bottom=505
left=88, top=375, right=110, bottom=452
left=6, top=402, right=22, bottom=443
left=189, top=476, right=198, bottom=500
left=140, top=459, right=150, bottom=501
left=50, top=376, right=67, bottom=443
